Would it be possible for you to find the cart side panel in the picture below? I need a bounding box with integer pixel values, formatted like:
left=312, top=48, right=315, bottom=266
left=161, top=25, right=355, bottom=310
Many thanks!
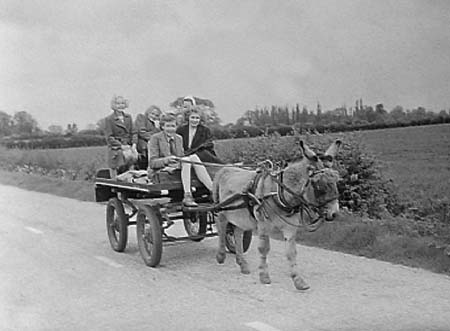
left=95, top=184, right=115, bottom=202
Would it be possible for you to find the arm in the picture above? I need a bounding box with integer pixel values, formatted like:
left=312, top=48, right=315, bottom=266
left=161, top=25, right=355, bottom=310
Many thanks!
left=104, top=116, right=121, bottom=149
left=135, top=114, right=154, bottom=142
left=148, top=135, right=173, bottom=169
left=130, top=115, right=138, bottom=148
left=203, top=126, right=215, bottom=151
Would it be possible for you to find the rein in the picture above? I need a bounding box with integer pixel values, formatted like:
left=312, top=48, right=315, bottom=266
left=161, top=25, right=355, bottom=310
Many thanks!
left=176, top=157, right=259, bottom=169
left=178, top=156, right=338, bottom=232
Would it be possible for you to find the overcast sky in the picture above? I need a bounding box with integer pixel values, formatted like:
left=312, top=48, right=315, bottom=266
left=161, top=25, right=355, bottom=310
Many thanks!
left=1, top=0, right=449, bottom=129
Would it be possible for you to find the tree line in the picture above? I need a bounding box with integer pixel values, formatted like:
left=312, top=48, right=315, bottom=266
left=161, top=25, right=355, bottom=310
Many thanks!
left=232, top=100, right=450, bottom=137
left=1, top=98, right=449, bottom=149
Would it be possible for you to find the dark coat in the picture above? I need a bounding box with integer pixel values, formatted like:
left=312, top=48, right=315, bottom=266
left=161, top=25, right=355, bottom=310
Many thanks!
left=104, top=111, right=137, bottom=169
left=176, top=124, right=223, bottom=163
left=148, top=131, right=184, bottom=170
left=176, top=124, right=215, bottom=155
left=134, top=114, right=160, bottom=154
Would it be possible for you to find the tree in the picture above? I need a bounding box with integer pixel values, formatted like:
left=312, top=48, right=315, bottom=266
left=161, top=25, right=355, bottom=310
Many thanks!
left=390, top=105, right=406, bottom=122
left=169, top=96, right=215, bottom=108
left=375, top=103, right=387, bottom=115
left=0, top=111, right=13, bottom=136
left=96, top=118, right=106, bottom=135
left=12, top=111, right=39, bottom=135
left=48, top=125, right=63, bottom=135
left=169, top=96, right=221, bottom=125
left=66, top=123, right=78, bottom=135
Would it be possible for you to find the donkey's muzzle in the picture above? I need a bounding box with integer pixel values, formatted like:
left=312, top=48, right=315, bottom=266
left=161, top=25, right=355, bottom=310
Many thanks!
left=325, top=211, right=338, bottom=222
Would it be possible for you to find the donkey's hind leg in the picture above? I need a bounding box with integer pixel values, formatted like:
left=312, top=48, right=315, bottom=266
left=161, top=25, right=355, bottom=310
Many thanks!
left=234, top=227, right=250, bottom=274
left=285, top=232, right=309, bottom=290
left=215, top=213, right=227, bottom=264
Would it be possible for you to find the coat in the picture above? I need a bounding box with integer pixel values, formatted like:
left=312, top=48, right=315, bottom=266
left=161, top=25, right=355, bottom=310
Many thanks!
left=176, top=124, right=222, bottom=163
left=148, top=131, right=184, bottom=170
left=176, top=124, right=216, bottom=155
left=134, top=113, right=160, bottom=154
left=104, top=111, right=137, bottom=169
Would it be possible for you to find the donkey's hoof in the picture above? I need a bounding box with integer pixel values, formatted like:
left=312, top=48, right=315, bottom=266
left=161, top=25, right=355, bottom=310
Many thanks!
left=240, top=263, right=251, bottom=274
left=293, top=276, right=310, bottom=291
left=259, top=272, right=271, bottom=285
left=216, top=252, right=226, bottom=264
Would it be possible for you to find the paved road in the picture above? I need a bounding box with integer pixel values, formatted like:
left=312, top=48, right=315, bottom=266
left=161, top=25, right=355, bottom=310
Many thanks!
left=1, top=184, right=450, bottom=331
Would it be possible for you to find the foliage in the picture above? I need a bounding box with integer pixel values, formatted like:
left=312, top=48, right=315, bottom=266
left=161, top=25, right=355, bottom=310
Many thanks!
left=169, top=96, right=215, bottom=108
left=1, top=134, right=106, bottom=149
left=237, top=102, right=450, bottom=135
left=334, top=135, right=403, bottom=218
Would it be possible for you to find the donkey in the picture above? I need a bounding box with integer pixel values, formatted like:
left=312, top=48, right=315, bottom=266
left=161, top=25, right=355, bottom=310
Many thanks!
left=212, top=140, right=341, bottom=290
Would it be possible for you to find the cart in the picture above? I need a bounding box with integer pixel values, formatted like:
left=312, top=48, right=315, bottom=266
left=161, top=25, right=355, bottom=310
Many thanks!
left=94, top=168, right=252, bottom=267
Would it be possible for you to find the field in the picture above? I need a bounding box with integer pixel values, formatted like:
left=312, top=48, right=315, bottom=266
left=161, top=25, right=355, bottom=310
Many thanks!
left=360, top=124, right=450, bottom=208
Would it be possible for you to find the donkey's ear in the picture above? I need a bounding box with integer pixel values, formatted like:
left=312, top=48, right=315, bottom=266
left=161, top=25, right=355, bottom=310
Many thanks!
left=299, top=140, right=318, bottom=161
left=324, top=139, right=342, bottom=157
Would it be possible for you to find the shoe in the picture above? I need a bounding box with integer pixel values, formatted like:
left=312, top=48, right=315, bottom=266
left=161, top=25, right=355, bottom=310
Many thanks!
left=183, top=193, right=198, bottom=207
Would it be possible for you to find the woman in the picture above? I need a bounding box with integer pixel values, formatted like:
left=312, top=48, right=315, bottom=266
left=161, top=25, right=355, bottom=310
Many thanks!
left=176, top=99, right=223, bottom=164
left=148, top=113, right=213, bottom=207
left=104, top=95, right=138, bottom=177
left=134, top=105, right=161, bottom=169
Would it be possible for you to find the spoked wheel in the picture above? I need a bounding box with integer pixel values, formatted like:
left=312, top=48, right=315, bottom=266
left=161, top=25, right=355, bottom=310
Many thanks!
left=106, top=197, right=129, bottom=252
left=183, top=211, right=207, bottom=242
left=136, top=206, right=162, bottom=267
left=225, top=223, right=252, bottom=254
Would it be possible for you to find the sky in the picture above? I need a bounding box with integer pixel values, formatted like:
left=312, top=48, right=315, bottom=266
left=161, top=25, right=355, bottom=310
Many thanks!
left=1, top=0, right=449, bottom=129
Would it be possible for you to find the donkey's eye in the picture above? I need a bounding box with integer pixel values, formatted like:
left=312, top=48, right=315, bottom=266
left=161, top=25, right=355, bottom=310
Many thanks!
left=311, top=155, right=319, bottom=162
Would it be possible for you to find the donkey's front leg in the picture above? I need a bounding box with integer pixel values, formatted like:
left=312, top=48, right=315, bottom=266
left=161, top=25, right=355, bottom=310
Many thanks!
left=258, top=233, right=271, bottom=284
left=285, top=233, right=309, bottom=290
left=215, top=213, right=227, bottom=264
left=234, top=227, right=250, bottom=274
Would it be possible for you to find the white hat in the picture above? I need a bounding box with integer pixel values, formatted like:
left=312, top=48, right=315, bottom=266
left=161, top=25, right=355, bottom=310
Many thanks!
left=183, top=96, right=196, bottom=106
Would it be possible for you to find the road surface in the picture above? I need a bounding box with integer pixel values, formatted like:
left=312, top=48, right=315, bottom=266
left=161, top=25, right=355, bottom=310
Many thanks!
left=1, top=184, right=449, bottom=331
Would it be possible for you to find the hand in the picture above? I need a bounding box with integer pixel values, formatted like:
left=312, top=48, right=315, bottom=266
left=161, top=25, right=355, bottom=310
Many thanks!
left=165, top=155, right=179, bottom=165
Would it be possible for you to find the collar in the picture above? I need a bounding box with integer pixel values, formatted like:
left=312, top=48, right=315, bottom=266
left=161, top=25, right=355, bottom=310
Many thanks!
left=113, top=111, right=125, bottom=119
left=163, top=132, right=175, bottom=142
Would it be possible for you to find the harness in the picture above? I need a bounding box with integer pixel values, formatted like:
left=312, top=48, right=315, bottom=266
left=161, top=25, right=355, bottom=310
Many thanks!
left=178, top=157, right=339, bottom=232
left=242, top=167, right=339, bottom=232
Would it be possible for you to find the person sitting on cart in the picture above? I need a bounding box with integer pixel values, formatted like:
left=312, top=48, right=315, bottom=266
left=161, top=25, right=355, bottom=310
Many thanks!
left=148, top=113, right=213, bottom=207
left=176, top=96, right=223, bottom=164
left=104, top=95, right=138, bottom=178
left=134, top=105, right=161, bottom=169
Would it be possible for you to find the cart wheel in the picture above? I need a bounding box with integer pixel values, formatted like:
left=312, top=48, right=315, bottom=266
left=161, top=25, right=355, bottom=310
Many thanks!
left=183, top=212, right=207, bottom=242
left=106, top=197, right=128, bottom=252
left=136, top=206, right=162, bottom=267
left=225, top=223, right=252, bottom=254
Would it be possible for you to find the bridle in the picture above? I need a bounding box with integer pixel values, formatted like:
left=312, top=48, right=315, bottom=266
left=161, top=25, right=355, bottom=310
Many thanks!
left=255, top=166, right=339, bottom=232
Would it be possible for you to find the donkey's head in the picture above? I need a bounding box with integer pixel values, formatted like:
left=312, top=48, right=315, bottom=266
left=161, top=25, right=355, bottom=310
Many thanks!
left=299, top=140, right=342, bottom=221
left=298, top=139, right=341, bottom=170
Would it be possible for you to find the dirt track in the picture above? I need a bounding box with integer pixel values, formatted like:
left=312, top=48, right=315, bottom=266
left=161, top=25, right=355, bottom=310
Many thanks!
left=1, top=184, right=450, bottom=331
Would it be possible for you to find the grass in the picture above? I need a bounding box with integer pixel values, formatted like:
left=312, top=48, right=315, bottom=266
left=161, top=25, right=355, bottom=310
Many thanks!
left=0, top=169, right=94, bottom=201
left=360, top=124, right=450, bottom=215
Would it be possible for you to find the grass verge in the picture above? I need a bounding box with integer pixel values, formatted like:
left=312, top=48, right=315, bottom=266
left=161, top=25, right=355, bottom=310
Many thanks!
left=0, top=169, right=94, bottom=202
left=296, top=214, right=450, bottom=275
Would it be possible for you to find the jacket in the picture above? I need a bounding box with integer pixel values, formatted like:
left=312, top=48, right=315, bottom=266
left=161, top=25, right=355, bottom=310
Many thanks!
left=176, top=124, right=216, bottom=156
left=134, top=113, right=161, bottom=153
left=104, top=111, right=137, bottom=169
left=148, top=131, right=184, bottom=170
